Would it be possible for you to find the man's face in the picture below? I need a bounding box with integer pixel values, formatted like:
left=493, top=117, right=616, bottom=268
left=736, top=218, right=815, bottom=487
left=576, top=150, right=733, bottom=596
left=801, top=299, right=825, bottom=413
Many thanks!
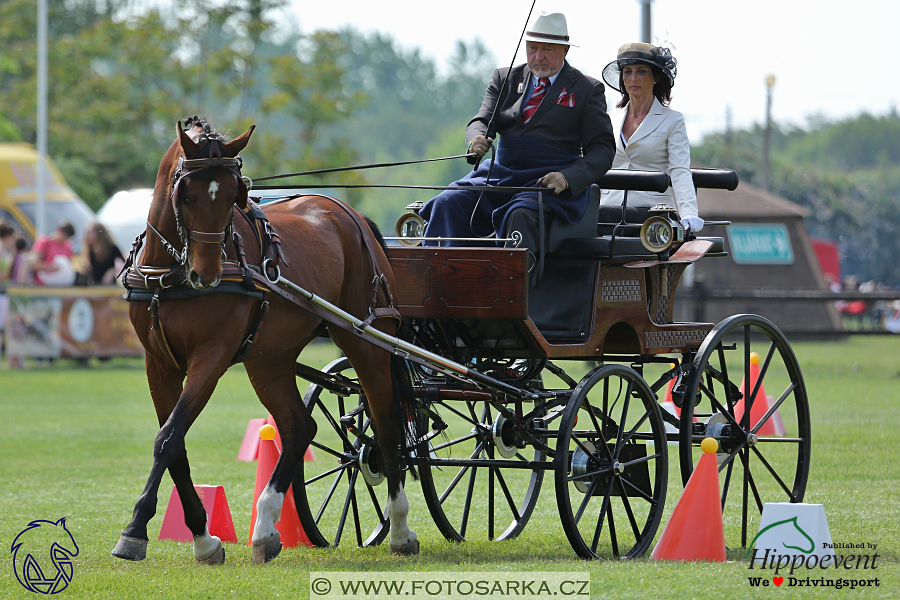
left=526, top=41, right=568, bottom=78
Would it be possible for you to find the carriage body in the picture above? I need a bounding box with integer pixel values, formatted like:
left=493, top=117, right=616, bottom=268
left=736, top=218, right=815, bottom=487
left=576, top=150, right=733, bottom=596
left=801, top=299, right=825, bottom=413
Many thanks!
left=297, top=168, right=810, bottom=559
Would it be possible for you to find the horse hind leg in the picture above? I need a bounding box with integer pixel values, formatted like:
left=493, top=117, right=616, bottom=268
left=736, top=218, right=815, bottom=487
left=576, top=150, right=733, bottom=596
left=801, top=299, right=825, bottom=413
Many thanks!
left=334, top=333, right=420, bottom=555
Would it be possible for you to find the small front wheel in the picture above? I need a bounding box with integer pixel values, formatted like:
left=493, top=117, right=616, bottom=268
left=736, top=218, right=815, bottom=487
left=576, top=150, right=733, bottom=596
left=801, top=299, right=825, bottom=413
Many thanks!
left=554, top=364, right=668, bottom=559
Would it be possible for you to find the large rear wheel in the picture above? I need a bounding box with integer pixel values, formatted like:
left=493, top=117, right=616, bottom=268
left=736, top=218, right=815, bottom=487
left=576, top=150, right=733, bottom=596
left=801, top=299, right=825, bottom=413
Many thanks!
left=679, top=314, right=811, bottom=549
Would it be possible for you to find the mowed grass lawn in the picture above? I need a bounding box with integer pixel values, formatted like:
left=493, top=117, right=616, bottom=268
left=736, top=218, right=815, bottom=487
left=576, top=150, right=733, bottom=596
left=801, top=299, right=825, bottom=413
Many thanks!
left=1, top=336, right=897, bottom=599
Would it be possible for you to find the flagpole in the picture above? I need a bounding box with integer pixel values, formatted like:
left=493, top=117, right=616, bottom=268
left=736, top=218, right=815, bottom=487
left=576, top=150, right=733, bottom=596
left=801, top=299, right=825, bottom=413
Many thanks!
left=36, top=0, right=48, bottom=238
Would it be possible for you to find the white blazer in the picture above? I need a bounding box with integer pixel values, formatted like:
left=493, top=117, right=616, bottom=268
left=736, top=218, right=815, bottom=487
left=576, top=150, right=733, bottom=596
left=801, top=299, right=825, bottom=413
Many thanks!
left=600, top=98, right=698, bottom=218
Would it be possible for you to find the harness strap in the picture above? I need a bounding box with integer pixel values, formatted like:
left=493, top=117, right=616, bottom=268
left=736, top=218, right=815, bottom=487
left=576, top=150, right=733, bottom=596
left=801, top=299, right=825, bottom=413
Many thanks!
left=319, top=195, right=401, bottom=327
left=150, top=288, right=187, bottom=373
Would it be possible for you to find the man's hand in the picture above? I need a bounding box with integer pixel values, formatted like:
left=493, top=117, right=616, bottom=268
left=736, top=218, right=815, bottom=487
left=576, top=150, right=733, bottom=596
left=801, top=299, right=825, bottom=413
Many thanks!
left=537, top=172, right=568, bottom=194
left=468, top=135, right=493, bottom=159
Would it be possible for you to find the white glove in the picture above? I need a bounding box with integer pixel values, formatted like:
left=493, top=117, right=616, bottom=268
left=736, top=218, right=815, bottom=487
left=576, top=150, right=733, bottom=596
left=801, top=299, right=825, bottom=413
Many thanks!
left=680, top=216, right=704, bottom=232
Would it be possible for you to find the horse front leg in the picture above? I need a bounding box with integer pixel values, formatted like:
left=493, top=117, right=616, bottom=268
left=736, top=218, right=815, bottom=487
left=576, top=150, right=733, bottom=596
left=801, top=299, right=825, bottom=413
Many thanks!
left=112, top=358, right=223, bottom=563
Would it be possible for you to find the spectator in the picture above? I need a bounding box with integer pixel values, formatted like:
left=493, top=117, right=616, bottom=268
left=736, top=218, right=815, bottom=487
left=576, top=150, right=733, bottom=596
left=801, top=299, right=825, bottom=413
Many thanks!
left=0, top=222, right=15, bottom=284
left=9, top=237, right=31, bottom=284
left=81, top=221, right=125, bottom=285
left=31, top=221, right=76, bottom=286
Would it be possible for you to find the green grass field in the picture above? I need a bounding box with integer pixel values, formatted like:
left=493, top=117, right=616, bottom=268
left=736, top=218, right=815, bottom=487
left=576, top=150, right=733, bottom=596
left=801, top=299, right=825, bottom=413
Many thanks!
left=1, top=336, right=897, bottom=598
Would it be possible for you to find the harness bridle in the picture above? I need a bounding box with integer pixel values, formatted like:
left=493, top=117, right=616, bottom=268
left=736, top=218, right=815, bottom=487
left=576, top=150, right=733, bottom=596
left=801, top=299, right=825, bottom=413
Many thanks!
left=149, top=134, right=247, bottom=266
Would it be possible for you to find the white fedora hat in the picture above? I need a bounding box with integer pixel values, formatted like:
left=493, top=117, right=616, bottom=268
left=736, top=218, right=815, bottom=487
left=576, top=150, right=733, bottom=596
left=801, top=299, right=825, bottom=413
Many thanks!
left=524, top=11, right=576, bottom=47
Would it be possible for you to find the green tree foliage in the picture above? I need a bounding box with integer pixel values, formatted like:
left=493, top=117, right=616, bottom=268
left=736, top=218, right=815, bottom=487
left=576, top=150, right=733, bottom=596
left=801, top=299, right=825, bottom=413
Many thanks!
left=693, top=112, right=900, bottom=287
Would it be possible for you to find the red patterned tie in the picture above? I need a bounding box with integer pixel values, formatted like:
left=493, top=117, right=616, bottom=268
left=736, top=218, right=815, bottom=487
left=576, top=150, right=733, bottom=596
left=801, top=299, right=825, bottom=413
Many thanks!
left=522, top=78, right=550, bottom=124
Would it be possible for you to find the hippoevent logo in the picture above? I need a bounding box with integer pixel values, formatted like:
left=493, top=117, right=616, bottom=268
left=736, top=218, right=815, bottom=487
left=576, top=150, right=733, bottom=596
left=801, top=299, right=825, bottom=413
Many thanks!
left=10, top=518, right=79, bottom=594
left=747, top=517, right=879, bottom=590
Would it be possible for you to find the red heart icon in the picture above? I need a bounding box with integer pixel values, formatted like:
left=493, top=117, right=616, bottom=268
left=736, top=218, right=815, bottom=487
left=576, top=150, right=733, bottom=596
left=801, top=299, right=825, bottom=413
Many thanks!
left=773, top=577, right=784, bottom=586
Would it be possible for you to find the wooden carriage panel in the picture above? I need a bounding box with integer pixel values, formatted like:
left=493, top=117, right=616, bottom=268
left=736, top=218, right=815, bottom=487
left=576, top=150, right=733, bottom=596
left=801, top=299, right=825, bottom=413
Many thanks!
left=388, top=247, right=528, bottom=319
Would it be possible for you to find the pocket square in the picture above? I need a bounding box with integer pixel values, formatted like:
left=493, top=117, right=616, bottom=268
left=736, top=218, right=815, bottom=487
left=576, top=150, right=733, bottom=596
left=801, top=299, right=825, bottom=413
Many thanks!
left=556, top=89, right=575, bottom=107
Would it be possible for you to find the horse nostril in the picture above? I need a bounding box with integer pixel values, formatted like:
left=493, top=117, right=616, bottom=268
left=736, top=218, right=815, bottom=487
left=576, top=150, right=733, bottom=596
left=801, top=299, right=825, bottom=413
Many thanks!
left=189, top=270, right=202, bottom=288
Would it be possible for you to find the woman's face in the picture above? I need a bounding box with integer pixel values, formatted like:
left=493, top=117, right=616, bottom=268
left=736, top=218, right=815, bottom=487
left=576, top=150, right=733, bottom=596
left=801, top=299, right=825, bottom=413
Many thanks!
left=621, top=63, right=658, bottom=100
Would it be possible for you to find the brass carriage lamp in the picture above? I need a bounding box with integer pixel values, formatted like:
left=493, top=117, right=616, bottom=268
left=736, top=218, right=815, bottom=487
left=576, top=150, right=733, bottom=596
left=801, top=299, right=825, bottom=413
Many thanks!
left=640, top=204, right=684, bottom=254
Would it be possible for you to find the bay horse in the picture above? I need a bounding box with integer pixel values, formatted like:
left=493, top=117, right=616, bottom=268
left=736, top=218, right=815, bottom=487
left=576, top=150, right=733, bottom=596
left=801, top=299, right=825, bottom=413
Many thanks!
left=112, top=117, right=420, bottom=564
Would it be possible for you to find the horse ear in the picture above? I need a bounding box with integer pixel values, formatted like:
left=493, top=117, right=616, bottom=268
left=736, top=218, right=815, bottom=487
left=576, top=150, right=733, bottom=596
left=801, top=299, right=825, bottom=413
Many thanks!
left=177, top=121, right=199, bottom=158
left=225, top=125, right=255, bottom=158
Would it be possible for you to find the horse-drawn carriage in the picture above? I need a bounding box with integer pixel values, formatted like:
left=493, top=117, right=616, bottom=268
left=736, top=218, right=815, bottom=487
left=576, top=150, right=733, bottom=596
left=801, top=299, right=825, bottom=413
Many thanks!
left=113, top=119, right=809, bottom=565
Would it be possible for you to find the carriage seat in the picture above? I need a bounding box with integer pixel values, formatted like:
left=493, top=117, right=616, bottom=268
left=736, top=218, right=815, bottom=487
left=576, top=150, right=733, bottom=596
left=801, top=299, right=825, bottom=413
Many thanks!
left=548, top=196, right=656, bottom=261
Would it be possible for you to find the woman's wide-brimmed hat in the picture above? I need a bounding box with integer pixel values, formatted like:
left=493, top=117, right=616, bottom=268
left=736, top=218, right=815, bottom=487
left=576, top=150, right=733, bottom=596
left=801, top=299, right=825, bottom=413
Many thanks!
left=524, top=11, right=577, bottom=47
left=601, top=42, right=677, bottom=93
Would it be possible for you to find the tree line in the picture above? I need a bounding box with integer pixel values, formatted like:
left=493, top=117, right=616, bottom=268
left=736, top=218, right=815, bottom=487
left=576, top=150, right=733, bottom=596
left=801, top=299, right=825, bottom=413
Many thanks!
left=692, top=110, right=900, bottom=287
left=3, top=1, right=896, bottom=286
left=0, top=0, right=494, bottom=220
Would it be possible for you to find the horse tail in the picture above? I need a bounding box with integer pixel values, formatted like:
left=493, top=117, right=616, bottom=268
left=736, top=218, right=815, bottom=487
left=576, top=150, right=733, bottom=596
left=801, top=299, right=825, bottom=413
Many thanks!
left=390, top=354, right=420, bottom=480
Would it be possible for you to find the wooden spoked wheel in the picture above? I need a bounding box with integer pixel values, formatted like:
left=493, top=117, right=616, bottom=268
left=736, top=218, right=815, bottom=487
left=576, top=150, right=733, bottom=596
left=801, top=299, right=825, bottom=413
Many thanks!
left=679, top=314, right=811, bottom=549
left=295, top=357, right=399, bottom=548
left=554, top=364, right=668, bottom=559
left=417, top=395, right=546, bottom=542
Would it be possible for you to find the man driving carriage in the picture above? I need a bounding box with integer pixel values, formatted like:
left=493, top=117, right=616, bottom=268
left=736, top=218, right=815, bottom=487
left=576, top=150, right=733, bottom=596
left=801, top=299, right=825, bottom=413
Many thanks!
left=420, top=11, right=616, bottom=265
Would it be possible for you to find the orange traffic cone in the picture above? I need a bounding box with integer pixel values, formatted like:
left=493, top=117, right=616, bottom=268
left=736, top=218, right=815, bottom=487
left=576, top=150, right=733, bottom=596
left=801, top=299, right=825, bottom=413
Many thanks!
left=733, top=353, right=784, bottom=436
left=249, top=425, right=312, bottom=548
left=263, top=414, right=316, bottom=461
left=651, top=438, right=726, bottom=561
left=237, top=418, right=267, bottom=461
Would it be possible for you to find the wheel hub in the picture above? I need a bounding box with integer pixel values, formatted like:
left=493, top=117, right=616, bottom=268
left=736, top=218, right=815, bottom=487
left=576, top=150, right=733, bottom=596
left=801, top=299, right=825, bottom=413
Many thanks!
left=359, top=444, right=385, bottom=487
left=491, top=414, right=519, bottom=459
left=571, top=441, right=602, bottom=493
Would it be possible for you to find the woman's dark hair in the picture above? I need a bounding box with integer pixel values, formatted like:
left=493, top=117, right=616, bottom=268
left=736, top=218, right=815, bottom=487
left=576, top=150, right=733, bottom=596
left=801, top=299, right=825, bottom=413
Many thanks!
left=615, top=64, right=673, bottom=109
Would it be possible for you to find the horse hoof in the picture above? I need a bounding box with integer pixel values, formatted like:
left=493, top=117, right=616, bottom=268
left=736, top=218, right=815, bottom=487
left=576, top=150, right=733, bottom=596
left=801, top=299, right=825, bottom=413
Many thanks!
left=111, top=535, right=148, bottom=561
left=251, top=535, right=282, bottom=564
left=391, top=538, right=420, bottom=556
left=196, top=542, right=225, bottom=566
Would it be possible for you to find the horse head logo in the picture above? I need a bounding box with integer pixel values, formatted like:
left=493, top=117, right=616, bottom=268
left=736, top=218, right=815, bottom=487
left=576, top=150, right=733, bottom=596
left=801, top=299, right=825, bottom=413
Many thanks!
left=10, top=518, right=79, bottom=594
left=748, top=515, right=815, bottom=559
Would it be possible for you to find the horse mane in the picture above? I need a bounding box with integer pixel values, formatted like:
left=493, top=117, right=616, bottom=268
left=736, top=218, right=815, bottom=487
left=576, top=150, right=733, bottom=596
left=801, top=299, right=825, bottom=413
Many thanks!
left=183, top=114, right=227, bottom=142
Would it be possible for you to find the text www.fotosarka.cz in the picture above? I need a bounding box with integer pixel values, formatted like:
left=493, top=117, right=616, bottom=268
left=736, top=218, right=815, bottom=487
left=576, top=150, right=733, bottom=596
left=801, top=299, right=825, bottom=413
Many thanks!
left=310, top=572, right=590, bottom=599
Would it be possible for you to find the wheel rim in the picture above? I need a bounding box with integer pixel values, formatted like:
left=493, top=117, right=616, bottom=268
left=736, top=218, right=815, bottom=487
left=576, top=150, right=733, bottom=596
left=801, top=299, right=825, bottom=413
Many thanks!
left=554, top=364, right=667, bottom=559
left=679, top=314, right=811, bottom=549
left=418, top=397, right=545, bottom=542
left=295, top=357, right=397, bottom=548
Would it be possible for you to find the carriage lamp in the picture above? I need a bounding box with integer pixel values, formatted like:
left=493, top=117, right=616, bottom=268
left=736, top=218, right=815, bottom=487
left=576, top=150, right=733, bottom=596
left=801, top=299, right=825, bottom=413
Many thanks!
left=395, top=212, right=426, bottom=246
left=640, top=212, right=684, bottom=254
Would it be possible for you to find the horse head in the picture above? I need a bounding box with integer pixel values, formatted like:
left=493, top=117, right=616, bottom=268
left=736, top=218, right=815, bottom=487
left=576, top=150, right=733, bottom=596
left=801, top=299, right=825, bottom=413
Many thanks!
left=169, top=118, right=255, bottom=289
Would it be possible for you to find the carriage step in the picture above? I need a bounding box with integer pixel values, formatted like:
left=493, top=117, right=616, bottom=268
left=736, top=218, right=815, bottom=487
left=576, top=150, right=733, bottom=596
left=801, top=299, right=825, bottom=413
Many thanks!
left=339, top=403, right=368, bottom=427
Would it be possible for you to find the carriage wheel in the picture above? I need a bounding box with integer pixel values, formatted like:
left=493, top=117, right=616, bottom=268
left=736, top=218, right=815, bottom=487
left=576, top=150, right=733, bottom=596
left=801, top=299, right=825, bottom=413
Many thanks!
left=294, top=357, right=400, bottom=548
left=417, top=395, right=545, bottom=542
left=554, top=364, right=668, bottom=559
left=679, top=314, right=811, bottom=549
